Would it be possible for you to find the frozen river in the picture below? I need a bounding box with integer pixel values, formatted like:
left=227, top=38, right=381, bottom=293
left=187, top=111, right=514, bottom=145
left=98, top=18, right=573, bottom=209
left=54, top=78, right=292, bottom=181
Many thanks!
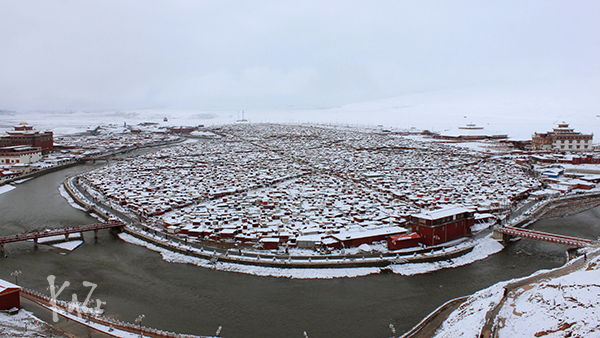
left=1, top=163, right=598, bottom=337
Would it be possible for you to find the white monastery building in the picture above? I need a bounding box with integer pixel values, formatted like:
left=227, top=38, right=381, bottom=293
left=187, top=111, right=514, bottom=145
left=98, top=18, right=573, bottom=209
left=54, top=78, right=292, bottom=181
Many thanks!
left=0, top=145, right=42, bottom=164
left=532, top=122, right=593, bottom=151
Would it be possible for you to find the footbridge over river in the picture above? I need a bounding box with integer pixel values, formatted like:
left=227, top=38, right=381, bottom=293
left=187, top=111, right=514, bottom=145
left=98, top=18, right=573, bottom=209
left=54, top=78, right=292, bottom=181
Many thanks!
left=498, top=226, right=595, bottom=248
left=0, top=221, right=126, bottom=255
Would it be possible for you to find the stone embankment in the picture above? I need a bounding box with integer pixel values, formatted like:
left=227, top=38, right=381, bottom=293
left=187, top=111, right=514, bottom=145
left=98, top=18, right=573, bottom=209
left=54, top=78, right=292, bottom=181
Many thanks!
left=400, top=296, right=469, bottom=338
left=0, top=160, right=79, bottom=187
left=507, top=192, right=600, bottom=229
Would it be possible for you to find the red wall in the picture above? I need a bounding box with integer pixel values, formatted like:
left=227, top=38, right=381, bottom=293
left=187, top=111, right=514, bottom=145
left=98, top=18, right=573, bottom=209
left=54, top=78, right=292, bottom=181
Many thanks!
left=387, top=236, right=420, bottom=250
left=0, top=132, right=53, bottom=153
left=0, top=289, right=21, bottom=310
left=412, top=219, right=474, bottom=246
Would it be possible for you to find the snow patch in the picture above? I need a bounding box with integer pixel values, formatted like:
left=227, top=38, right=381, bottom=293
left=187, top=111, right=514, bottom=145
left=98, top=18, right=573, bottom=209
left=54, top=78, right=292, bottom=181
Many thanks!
left=34, top=233, right=82, bottom=244
left=58, top=184, right=86, bottom=211
left=118, top=233, right=382, bottom=279
left=0, top=184, right=16, bottom=195
left=52, top=240, right=83, bottom=251
left=433, top=251, right=600, bottom=338
left=390, top=235, right=504, bottom=276
left=434, top=282, right=508, bottom=338
left=496, top=258, right=600, bottom=338
left=0, top=309, right=53, bottom=338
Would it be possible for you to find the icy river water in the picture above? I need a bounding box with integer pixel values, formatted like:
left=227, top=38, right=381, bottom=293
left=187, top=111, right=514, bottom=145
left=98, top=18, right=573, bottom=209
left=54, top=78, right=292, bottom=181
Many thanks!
left=1, top=163, right=600, bottom=338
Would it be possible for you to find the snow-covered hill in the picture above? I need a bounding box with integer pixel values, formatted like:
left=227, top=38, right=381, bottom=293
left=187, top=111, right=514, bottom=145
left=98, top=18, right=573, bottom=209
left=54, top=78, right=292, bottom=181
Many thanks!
left=433, top=248, right=600, bottom=338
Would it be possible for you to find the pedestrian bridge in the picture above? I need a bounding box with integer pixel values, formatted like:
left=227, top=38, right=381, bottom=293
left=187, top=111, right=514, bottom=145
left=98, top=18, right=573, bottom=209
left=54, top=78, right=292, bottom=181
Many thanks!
left=498, top=226, right=594, bottom=247
left=0, top=221, right=125, bottom=255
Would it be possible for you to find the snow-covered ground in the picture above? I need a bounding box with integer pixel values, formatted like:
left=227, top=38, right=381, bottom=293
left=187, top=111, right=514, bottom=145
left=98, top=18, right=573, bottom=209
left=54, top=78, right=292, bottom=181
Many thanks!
left=57, top=184, right=86, bottom=212
left=0, top=309, right=66, bottom=338
left=2, top=84, right=600, bottom=140
left=118, top=233, right=503, bottom=279
left=432, top=249, right=600, bottom=338
left=390, top=236, right=504, bottom=276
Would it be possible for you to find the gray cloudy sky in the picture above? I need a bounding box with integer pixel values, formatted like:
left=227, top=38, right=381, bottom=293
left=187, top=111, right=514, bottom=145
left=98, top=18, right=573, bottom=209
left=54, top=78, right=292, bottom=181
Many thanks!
left=1, top=1, right=599, bottom=111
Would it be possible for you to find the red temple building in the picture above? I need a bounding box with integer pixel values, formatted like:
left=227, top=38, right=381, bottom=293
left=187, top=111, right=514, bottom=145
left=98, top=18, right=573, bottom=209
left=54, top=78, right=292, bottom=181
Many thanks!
left=409, top=206, right=475, bottom=246
left=0, top=123, right=53, bottom=153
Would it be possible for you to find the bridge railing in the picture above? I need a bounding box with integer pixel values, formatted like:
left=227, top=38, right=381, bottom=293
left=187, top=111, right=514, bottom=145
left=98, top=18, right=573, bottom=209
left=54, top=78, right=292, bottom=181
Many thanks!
left=0, top=221, right=126, bottom=244
left=499, top=226, right=593, bottom=247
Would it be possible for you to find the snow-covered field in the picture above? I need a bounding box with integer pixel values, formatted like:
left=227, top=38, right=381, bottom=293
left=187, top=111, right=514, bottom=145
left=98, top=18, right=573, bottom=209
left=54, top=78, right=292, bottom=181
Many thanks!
left=2, top=84, right=600, bottom=140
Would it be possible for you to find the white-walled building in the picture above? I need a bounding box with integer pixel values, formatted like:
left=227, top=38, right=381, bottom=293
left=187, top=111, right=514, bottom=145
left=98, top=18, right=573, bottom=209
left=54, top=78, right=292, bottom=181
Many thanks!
left=0, top=146, right=42, bottom=165
left=532, top=122, right=593, bottom=151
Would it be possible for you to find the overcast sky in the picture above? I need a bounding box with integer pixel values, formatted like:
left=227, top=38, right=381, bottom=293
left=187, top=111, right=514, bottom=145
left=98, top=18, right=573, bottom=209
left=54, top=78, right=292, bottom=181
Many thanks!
left=1, top=1, right=599, bottom=111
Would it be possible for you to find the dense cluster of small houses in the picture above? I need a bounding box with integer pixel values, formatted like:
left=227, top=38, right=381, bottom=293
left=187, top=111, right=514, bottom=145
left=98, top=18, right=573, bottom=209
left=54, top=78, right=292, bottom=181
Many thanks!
left=77, top=123, right=546, bottom=252
left=54, top=129, right=180, bottom=158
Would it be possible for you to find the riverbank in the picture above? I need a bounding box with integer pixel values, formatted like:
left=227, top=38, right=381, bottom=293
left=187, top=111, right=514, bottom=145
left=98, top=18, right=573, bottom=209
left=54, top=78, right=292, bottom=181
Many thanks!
left=0, top=160, right=80, bottom=187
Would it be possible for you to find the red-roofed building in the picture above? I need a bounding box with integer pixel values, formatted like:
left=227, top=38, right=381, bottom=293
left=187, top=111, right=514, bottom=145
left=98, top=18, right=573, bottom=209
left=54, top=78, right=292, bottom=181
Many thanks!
left=0, top=278, right=21, bottom=310
left=331, top=226, right=408, bottom=248
left=387, top=232, right=421, bottom=250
